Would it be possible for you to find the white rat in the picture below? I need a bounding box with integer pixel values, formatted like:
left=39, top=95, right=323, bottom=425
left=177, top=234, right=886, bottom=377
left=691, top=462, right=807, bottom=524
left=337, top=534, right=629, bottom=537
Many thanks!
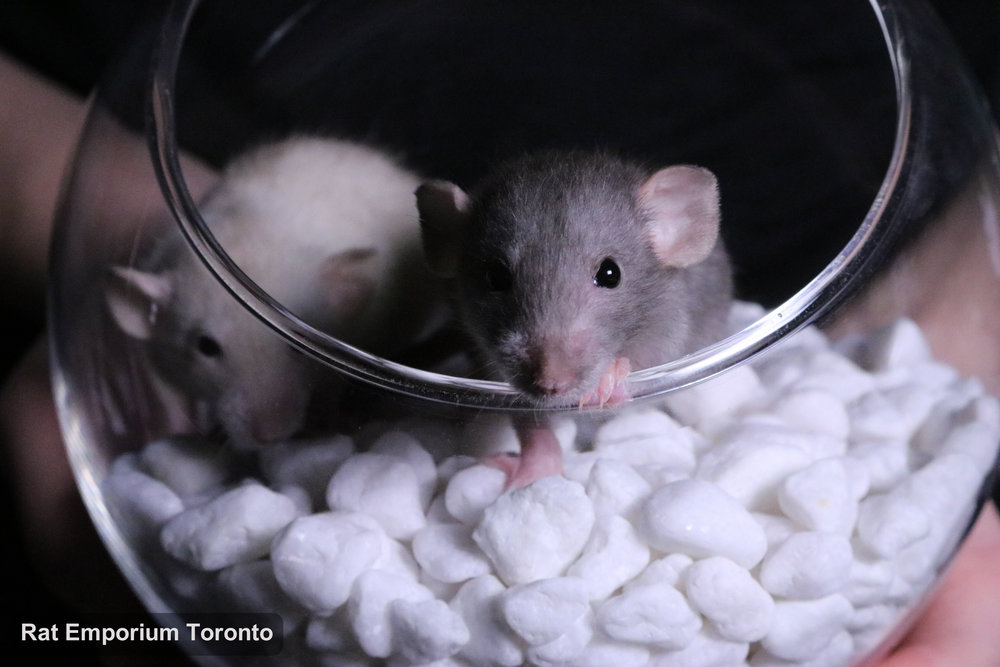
left=416, top=150, right=732, bottom=487
left=105, top=136, right=446, bottom=449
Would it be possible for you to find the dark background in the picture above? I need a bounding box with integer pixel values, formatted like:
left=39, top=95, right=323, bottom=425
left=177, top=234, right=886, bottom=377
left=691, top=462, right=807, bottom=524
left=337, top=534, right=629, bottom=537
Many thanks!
left=1, top=1, right=998, bottom=664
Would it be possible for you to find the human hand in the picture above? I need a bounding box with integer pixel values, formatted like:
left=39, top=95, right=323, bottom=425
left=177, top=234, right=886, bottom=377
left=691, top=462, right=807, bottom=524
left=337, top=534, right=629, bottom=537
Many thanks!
left=0, top=339, right=141, bottom=614
left=873, top=500, right=1000, bottom=667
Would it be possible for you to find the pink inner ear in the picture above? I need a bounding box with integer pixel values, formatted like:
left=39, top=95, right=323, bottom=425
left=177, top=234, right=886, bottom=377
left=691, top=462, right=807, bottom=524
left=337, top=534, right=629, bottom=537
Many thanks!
left=638, top=166, right=720, bottom=268
left=105, top=266, right=173, bottom=340
left=416, top=180, right=472, bottom=278
left=114, top=265, right=173, bottom=303
left=318, top=247, right=378, bottom=319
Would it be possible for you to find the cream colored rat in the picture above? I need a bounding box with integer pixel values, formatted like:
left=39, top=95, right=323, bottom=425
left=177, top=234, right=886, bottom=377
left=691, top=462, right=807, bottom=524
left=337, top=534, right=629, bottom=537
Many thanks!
left=105, top=137, right=446, bottom=448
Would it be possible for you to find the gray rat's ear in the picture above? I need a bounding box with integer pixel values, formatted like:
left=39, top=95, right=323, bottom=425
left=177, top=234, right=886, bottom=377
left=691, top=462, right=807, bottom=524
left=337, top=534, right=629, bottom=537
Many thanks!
left=317, top=247, right=379, bottom=319
left=104, top=266, right=173, bottom=340
left=415, top=180, right=471, bottom=278
left=638, top=165, right=720, bottom=268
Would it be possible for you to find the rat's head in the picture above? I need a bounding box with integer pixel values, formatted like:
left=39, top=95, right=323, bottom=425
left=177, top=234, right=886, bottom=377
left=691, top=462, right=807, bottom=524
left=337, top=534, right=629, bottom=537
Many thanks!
left=104, top=239, right=380, bottom=448
left=417, top=152, right=722, bottom=406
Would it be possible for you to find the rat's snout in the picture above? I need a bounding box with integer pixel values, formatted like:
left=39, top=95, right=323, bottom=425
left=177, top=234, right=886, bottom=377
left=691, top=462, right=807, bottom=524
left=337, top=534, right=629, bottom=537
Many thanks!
left=248, top=401, right=304, bottom=443
left=515, top=336, right=593, bottom=399
left=221, top=369, right=311, bottom=447
left=252, top=379, right=312, bottom=442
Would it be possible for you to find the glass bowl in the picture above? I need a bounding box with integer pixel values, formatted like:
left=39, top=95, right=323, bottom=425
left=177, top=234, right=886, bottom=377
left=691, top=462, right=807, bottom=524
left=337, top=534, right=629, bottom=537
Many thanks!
left=49, top=0, right=1000, bottom=664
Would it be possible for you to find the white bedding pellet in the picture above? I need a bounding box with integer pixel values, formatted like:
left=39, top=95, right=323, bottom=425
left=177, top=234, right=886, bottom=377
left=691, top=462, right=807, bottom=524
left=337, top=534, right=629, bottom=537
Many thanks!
left=306, top=606, right=364, bottom=665
left=443, top=463, right=507, bottom=526
left=500, top=577, right=591, bottom=646
left=459, top=412, right=520, bottom=459
left=761, top=594, right=854, bottom=662
left=628, top=553, right=694, bottom=591
left=684, top=556, right=774, bottom=642
left=449, top=575, right=524, bottom=666
left=777, top=458, right=858, bottom=534
left=258, top=435, right=354, bottom=506
left=419, top=568, right=463, bottom=603
left=216, top=560, right=306, bottom=633
left=847, top=439, right=910, bottom=492
left=102, top=313, right=1000, bottom=666
left=752, top=630, right=855, bottom=667
left=839, top=456, right=872, bottom=501
left=856, top=492, right=931, bottom=559
left=919, top=394, right=1000, bottom=470
left=412, top=523, right=492, bottom=584
left=937, top=418, right=1000, bottom=472
left=841, top=557, right=896, bottom=607
left=846, top=318, right=933, bottom=372
left=326, top=452, right=427, bottom=539
left=140, top=435, right=232, bottom=498
left=640, top=479, right=768, bottom=568
left=844, top=603, right=900, bottom=634
left=770, top=388, right=850, bottom=440
left=572, top=635, right=651, bottom=667
left=473, top=476, right=595, bottom=586
left=596, top=581, right=702, bottom=649
left=648, top=628, right=750, bottom=667
left=879, top=380, right=946, bottom=437
left=104, top=455, right=184, bottom=540
left=694, top=435, right=812, bottom=511
left=585, top=458, right=653, bottom=519
left=593, top=408, right=697, bottom=472
left=525, top=610, right=594, bottom=666
left=792, top=351, right=876, bottom=403
left=270, top=511, right=385, bottom=614
left=390, top=597, right=470, bottom=664
left=561, top=449, right=602, bottom=485
left=847, top=391, right=910, bottom=441
left=755, top=344, right=813, bottom=392
left=159, top=482, right=296, bottom=570
left=348, top=570, right=435, bottom=658
left=370, top=430, right=439, bottom=510
left=751, top=512, right=799, bottom=553
left=758, top=532, right=854, bottom=600
left=304, top=609, right=357, bottom=653
left=891, top=453, right=983, bottom=583
left=567, top=515, right=651, bottom=600
left=373, top=530, right=422, bottom=580
left=662, top=364, right=764, bottom=426
left=638, top=463, right=694, bottom=489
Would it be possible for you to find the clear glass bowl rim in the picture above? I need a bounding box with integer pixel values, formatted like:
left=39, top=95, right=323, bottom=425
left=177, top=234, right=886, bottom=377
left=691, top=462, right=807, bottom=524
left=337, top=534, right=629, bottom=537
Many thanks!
left=146, top=0, right=911, bottom=412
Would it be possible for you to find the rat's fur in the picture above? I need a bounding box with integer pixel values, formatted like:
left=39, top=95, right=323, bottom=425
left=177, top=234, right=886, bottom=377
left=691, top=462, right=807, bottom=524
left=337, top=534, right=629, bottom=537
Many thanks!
left=106, top=137, right=446, bottom=447
left=418, top=150, right=732, bottom=407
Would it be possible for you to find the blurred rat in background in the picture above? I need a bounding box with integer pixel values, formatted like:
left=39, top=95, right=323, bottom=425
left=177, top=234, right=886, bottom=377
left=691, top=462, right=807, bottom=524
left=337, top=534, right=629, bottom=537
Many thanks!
left=104, top=136, right=448, bottom=450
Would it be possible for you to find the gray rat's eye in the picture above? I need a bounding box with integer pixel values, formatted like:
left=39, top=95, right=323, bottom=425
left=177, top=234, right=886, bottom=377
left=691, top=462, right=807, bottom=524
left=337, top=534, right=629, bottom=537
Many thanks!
left=594, top=257, right=621, bottom=288
left=485, top=259, right=514, bottom=292
left=196, top=334, right=224, bottom=358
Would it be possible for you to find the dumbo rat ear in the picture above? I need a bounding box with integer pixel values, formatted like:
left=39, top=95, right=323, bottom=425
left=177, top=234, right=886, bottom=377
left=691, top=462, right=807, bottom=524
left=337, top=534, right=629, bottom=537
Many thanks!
left=104, top=266, right=173, bottom=340
left=415, top=180, right=471, bottom=278
left=317, top=247, right=379, bottom=319
left=638, top=165, right=721, bottom=268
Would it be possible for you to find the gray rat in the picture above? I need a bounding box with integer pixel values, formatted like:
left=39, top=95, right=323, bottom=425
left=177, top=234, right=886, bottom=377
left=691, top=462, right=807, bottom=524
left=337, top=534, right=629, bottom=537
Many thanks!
left=416, top=149, right=732, bottom=408
left=105, top=136, right=447, bottom=449
left=416, top=150, right=732, bottom=488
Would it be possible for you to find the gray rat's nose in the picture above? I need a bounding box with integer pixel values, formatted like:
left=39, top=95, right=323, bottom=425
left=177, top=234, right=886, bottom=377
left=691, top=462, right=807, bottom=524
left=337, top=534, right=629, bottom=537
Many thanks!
left=520, top=345, right=582, bottom=397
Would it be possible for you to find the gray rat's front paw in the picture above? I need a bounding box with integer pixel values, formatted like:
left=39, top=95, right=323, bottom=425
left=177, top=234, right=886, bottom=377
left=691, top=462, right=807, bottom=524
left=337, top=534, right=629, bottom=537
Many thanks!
left=579, top=357, right=632, bottom=409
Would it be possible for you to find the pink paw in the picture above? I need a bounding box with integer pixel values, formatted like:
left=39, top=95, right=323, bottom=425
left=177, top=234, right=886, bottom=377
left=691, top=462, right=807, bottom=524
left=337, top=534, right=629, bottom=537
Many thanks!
left=485, top=425, right=563, bottom=490
left=580, top=357, right=632, bottom=408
